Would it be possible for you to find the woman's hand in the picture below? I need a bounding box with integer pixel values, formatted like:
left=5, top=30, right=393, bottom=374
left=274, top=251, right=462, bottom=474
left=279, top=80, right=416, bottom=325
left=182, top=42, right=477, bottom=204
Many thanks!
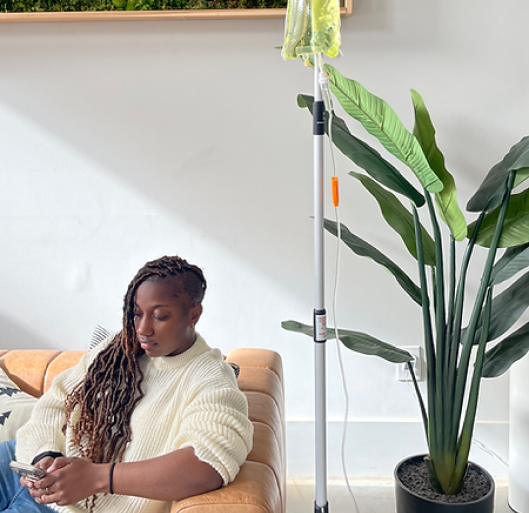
left=20, top=456, right=56, bottom=498
left=28, top=458, right=110, bottom=507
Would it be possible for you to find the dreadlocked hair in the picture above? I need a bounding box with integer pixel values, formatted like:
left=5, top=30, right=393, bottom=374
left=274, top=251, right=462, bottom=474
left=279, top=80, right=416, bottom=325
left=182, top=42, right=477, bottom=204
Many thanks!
left=63, top=255, right=206, bottom=485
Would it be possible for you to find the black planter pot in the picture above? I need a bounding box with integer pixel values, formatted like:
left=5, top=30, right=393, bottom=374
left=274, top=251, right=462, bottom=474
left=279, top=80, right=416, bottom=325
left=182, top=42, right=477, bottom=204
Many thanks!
left=394, top=455, right=495, bottom=513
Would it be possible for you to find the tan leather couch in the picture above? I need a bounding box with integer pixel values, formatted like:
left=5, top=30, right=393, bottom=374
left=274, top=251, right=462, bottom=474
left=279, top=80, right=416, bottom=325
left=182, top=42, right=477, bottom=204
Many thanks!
left=0, top=347, right=285, bottom=513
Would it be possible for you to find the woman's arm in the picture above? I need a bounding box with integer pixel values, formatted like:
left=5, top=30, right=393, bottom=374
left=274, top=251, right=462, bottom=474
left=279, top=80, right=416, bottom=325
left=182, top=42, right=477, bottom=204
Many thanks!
left=16, top=363, right=85, bottom=463
left=16, top=337, right=115, bottom=464
left=114, top=447, right=223, bottom=500
left=30, top=448, right=222, bottom=506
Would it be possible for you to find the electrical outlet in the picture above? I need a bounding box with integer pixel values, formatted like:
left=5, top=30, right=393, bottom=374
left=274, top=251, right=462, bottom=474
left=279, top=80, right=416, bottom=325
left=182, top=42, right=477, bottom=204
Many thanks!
left=396, top=346, right=424, bottom=382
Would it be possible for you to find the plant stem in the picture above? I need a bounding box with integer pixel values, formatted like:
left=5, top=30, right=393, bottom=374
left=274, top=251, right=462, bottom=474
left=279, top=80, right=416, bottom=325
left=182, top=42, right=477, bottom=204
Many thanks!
left=447, top=212, right=483, bottom=444
left=445, top=236, right=456, bottom=383
left=425, top=194, right=447, bottom=459
left=453, top=172, right=515, bottom=449
left=408, top=361, right=429, bottom=443
left=412, top=205, right=438, bottom=458
left=449, top=288, right=492, bottom=494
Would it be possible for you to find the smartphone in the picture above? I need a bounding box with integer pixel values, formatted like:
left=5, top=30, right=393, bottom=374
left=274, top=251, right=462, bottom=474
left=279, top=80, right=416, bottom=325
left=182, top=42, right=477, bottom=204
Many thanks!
left=9, top=461, right=47, bottom=482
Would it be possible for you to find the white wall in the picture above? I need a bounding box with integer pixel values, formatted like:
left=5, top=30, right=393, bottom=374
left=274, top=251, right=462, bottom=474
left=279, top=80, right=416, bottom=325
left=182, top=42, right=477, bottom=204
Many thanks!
left=0, top=0, right=523, bottom=482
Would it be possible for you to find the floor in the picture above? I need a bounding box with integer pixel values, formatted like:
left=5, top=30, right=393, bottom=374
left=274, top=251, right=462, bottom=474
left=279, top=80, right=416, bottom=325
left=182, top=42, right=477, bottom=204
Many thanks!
left=286, top=479, right=511, bottom=513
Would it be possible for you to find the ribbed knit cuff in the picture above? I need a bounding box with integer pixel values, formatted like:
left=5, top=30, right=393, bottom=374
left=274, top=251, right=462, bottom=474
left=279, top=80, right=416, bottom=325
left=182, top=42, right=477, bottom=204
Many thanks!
left=31, top=451, right=64, bottom=465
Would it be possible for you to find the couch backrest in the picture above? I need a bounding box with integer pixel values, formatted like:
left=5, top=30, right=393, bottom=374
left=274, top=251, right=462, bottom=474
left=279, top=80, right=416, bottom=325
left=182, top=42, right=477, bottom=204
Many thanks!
left=0, top=349, right=85, bottom=397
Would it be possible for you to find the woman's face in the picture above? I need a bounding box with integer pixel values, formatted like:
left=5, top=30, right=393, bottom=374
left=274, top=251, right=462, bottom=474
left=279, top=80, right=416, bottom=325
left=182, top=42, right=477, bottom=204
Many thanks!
left=133, top=277, right=202, bottom=357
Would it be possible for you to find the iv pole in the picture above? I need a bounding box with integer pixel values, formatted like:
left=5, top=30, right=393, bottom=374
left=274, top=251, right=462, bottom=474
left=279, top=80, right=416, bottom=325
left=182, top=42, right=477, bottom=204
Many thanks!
left=312, top=59, right=329, bottom=513
left=282, top=5, right=340, bottom=510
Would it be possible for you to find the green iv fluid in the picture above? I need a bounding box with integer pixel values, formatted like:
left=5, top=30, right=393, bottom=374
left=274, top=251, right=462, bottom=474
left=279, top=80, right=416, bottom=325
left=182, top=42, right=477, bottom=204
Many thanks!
left=282, top=0, right=341, bottom=60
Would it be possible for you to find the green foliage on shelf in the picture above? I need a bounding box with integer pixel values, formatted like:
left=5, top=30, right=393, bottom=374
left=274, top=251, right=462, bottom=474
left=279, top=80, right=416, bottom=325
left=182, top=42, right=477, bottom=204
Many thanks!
left=1, top=0, right=285, bottom=12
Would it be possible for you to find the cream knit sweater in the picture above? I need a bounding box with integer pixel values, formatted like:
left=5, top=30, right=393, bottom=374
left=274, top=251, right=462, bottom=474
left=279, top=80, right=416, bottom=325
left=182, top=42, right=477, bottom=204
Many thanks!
left=16, top=334, right=254, bottom=513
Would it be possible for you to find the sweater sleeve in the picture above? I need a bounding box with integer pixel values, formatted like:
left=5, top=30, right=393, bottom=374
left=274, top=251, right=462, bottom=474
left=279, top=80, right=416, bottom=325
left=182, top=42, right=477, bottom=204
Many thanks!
left=174, top=387, right=254, bottom=485
left=15, top=339, right=112, bottom=464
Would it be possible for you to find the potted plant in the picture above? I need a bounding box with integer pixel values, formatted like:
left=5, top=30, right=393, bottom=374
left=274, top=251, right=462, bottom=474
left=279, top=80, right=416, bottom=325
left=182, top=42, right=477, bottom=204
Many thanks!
left=282, top=63, right=529, bottom=511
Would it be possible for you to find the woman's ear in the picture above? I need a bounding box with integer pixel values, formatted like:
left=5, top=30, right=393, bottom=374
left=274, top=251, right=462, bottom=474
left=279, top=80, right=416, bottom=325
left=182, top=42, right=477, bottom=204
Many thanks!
left=189, top=304, right=203, bottom=327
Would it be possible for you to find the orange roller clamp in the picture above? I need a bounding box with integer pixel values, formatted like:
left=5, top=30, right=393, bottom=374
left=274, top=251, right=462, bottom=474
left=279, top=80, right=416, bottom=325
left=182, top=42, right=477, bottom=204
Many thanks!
left=332, top=176, right=339, bottom=207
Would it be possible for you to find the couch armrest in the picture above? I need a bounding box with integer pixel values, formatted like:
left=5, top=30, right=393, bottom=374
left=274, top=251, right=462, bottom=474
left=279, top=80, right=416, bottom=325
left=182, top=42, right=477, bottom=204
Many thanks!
left=171, top=461, right=281, bottom=513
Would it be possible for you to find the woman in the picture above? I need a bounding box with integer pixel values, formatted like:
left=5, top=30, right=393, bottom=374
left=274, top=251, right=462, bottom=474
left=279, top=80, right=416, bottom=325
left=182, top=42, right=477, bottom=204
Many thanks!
left=1, top=255, right=253, bottom=512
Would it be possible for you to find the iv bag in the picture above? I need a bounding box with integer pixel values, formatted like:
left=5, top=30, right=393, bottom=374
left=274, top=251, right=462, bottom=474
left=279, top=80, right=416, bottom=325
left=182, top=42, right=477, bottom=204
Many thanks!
left=282, top=0, right=341, bottom=60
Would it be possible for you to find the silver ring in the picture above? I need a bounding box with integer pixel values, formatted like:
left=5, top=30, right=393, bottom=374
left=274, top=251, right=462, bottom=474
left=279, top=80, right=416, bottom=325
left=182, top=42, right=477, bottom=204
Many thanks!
left=46, top=487, right=50, bottom=494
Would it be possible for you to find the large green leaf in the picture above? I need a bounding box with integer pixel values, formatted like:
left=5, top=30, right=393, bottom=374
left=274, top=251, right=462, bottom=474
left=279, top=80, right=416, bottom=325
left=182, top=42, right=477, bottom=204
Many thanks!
left=300, top=94, right=425, bottom=207
left=298, top=94, right=426, bottom=207
left=465, top=270, right=529, bottom=344
left=467, top=136, right=529, bottom=213
left=411, top=90, right=467, bottom=241
left=468, top=188, right=529, bottom=248
left=350, top=171, right=436, bottom=266
left=324, top=218, right=422, bottom=305
left=281, top=320, right=413, bottom=363
left=482, top=321, right=529, bottom=377
left=323, top=64, right=444, bottom=194
left=490, top=243, right=529, bottom=285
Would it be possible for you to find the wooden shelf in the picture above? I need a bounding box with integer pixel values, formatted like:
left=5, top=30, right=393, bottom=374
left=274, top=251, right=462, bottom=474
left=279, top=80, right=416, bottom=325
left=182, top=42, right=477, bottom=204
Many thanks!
left=0, top=0, right=351, bottom=21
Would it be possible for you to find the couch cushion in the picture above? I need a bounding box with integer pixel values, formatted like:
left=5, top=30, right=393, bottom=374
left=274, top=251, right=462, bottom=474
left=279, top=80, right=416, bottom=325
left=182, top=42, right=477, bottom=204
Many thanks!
left=88, top=325, right=113, bottom=350
left=0, top=350, right=61, bottom=397
left=43, top=351, right=85, bottom=393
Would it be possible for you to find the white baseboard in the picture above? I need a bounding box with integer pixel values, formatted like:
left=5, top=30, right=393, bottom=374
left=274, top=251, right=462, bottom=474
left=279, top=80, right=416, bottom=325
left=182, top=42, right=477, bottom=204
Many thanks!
left=285, top=479, right=510, bottom=513
left=286, top=419, right=509, bottom=481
